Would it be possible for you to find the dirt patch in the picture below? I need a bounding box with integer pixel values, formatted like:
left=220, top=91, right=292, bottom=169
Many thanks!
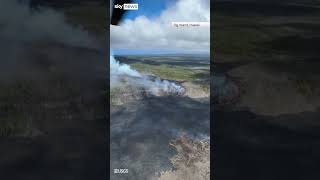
left=182, top=82, right=209, bottom=99
left=228, top=62, right=320, bottom=116
left=157, top=136, right=210, bottom=180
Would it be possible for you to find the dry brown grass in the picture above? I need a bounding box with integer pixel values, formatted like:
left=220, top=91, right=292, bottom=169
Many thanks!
left=157, top=136, right=210, bottom=180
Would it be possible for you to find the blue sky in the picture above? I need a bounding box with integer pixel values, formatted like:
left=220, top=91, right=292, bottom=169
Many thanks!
left=123, top=0, right=170, bottom=20
left=114, top=0, right=179, bottom=55
left=111, top=0, right=210, bottom=55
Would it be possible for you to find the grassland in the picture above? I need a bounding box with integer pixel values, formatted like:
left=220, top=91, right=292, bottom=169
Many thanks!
left=212, top=13, right=320, bottom=59
left=213, top=16, right=265, bottom=57
left=132, top=63, right=202, bottom=81
left=130, top=57, right=211, bottom=92
left=110, top=56, right=210, bottom=105
left=213, top=8, right=320, bottom=96
left=63, top=4, right=107, bottom=36
left=0, top=116, right=28, bottom=137
left=116, top=56, right=210, bottom=82
left=0, top=81, right=34, bottom=137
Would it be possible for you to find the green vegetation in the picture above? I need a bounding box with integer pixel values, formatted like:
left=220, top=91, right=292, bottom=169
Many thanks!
left=213, top=15, right=297, bottom=58
left=109, top=57, right=210, bottom=104
left=295, top=79, right=314, bottom=96
left=131, top=63, right=209, bottom=82
left=214, top=27, right=265, bottom=57
left=0, top=82, right=34, bottom=104
left=110, top=86, right=137, bottom=105
left=0, top=82, right=33, bottom=137
left=64, top=5, right=107, bottom=36
left=199, top=82, right=210, bottom=92
left=110, top=87, right=122, bottom=105
left=213, top=16, right=263, bottom=57
left=0, top=116, right=28, bottom=137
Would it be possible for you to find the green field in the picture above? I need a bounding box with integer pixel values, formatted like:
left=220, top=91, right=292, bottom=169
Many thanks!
left=64, top=5, right=107, bottom=36
left=213, top=14, right=319, bottom=58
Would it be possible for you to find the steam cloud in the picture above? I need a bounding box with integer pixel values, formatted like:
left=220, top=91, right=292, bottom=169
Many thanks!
left=110, top=54, right=185, bottom=96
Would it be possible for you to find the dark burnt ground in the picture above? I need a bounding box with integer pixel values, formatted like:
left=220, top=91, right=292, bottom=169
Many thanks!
left=111, top=96, right=210, bottom=180
left=213, top=108, right=320, bottom=180
left=0, top=43, right=107, bottom=179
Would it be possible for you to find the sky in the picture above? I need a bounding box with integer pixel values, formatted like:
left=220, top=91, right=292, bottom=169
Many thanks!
left=111, top=0, right=210, bottom=55
left=123, top=0, right=169, bottom=20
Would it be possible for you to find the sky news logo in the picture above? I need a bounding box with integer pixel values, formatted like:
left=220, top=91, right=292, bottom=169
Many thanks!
left=114, top=3, right=139, bottom=10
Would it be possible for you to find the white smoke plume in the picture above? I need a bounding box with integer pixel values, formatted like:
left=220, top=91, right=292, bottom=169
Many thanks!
left=110, top=54, right=185, bottom=96
left=0, top=0, right=97, bottom=48
left=139, top=77, right=185, bottom=96
left=0, top=0, right=99, bottom=81
left=110, top=55, right=142, bottom=78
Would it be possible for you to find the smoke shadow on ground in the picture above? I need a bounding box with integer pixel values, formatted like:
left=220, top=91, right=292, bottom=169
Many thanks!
left=213, top=108, right=320, bottom=180
left=110, top=96, right=210, bottom=180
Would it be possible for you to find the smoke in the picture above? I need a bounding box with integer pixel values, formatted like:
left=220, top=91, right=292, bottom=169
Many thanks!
left=0, top=0, right=96, bottom=47
left=110, top=55, right=142, bottom=78
left=212, top=74, right=239, bottom=104
left=139, top=77, right=185, bottom=96
left=110, top=54, right=185, bottom=96
left=0, top=0, right=98, bottom=81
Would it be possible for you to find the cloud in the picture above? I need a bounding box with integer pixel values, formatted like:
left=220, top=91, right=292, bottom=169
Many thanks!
left=110, top=0, right=210, bottom=54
